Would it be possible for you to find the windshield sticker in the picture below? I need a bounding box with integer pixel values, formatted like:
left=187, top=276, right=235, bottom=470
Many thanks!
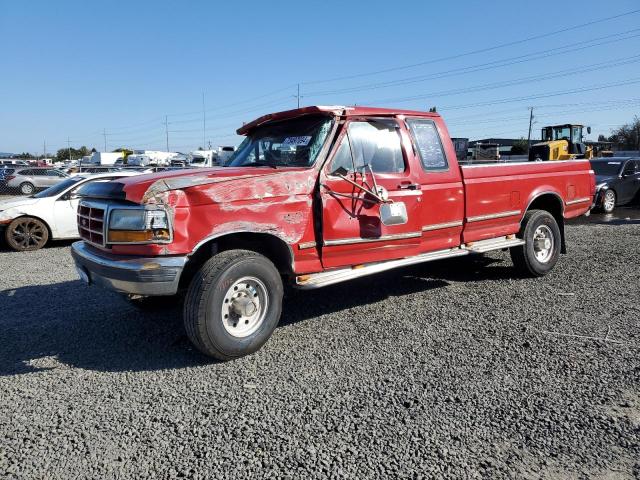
left=282, top=136, right=312, bottom=147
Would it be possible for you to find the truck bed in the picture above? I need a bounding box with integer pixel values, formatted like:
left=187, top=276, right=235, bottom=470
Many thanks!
left=460, top=160, right=594, bottom=243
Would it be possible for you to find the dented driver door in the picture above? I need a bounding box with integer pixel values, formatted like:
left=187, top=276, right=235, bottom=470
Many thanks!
left=319, top=118, right=423, bottom=269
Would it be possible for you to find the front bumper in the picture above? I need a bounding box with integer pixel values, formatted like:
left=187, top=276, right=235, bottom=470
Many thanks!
left=71, top=241, right=188, bottom=296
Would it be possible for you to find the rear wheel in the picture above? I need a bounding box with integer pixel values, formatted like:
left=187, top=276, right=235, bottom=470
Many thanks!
left=183, top=249, right=283, bottom=360
left=510, top=209, right=560, bottom=277
left=5, top=217, right=49, bottom=251
left=20, top=182, right=35, bottom=195
left=602, top=189, right=616, bottom=213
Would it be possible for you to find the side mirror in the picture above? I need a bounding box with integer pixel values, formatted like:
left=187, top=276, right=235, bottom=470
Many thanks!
left=587, top=126, right=591, bottom=134
left=380, top=202, right=408, bottom=226
left=330, top=166, right=349, bottom=177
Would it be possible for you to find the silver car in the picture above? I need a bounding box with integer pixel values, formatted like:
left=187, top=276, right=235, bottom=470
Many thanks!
left=6, top=168, right=69, bottom=195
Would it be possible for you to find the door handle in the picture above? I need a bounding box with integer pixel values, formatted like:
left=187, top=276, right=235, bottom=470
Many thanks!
left=398, top=183, right=419, bottom=190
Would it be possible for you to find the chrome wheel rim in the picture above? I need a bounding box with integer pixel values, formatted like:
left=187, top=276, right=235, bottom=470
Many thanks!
left=603, top=190, right=615, bottom=212
left=11, top=219, right=46, bottom=249
left=533, top=225, right=554, bottom=263
left=221, top=276, right=268, bottom=338
left=21, top=183, right=33, bottom=194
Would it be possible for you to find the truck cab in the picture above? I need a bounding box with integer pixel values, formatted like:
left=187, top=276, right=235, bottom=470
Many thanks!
left=71, top=106, right=594, bottom=360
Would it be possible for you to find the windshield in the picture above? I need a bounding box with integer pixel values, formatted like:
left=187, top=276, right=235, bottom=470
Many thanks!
left=32, top=176, right=84, bottom=198
left=227, top=115, right=333, bottom=168
left=590, top=161, right=622, bottom=176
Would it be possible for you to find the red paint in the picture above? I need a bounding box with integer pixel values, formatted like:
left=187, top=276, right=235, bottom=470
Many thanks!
left=105, top=106, right=594, bottom=274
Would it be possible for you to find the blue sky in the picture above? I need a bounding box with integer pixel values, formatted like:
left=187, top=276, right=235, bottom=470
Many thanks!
left=1, top=0, right=639, bottom=154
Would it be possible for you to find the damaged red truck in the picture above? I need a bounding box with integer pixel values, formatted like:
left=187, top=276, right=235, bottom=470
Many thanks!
left=72, top=106, right=595, bottom=359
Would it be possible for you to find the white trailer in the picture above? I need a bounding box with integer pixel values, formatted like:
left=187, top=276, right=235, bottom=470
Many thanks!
left=128, top=150, right=177, bottom=166
left=189, top=150, right=218, bottom=168
left=86, top=152, right=124, bottom=166
left=217, top=146, right=236, bottom=165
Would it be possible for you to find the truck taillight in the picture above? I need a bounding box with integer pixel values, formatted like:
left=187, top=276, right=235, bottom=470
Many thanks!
left=5, top=175, right=15, bottom=181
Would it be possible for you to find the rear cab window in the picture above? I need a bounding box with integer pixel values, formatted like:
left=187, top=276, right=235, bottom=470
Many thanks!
left=406, top=118, right=448, bottom=171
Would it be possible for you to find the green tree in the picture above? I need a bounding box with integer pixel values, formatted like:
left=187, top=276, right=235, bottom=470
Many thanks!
left=608, top=116, right=640, bottom=150
left=54, top=145, right=94, bottom=163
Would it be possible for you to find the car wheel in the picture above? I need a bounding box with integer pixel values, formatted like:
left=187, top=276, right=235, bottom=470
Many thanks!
left=5, top=217, right=49, bottom=251
left=602, top=189, right=616, bottom=213
left=183, top=249, right=283, bottom=360
left=510, top=209, right=561, bottom=277
left=19, top=182, right=35, bottom=195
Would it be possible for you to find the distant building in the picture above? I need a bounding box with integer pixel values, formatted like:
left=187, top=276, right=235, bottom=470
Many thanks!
left=468, top=138, right=533, bottom=156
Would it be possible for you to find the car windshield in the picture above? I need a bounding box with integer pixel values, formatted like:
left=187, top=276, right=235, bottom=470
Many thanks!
left=226, top=115, right=334, bottom=168
left=32, top=176, right=85, bottom=198
left=590, top=161, right=622, bottom=176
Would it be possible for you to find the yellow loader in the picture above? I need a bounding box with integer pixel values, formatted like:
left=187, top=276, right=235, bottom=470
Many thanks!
left=528, top=124, right=593, bottom=161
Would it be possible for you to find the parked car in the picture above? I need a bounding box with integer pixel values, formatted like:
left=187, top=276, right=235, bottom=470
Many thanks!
left=5, top=168, right=69, bottom=195
left=590, top=157, right=640, bottom=213
left=71, top=105, right=595, bottom=359
left=0, top=172, right=141, bottom=251
left=0, top=167, right=16, bottom=188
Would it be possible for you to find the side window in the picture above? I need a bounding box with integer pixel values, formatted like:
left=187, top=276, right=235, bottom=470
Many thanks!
left=406, top=119, right=448, bottom=171
left=329, top=136, right=354, bottom=173
left=348, top=119, right=405, bottom=173
left=623, top=161, right=636, bottom=175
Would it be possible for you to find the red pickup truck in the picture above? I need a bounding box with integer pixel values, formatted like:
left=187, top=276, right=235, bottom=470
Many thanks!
left=71, top=106, right=595, bottom=359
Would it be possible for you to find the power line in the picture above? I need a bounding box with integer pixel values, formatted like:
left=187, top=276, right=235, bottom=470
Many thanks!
left=303, top=29, right=640, bottom=97
left=360, top=54, right=640, bottom=105
left=302, top=8, right=640, bottom=85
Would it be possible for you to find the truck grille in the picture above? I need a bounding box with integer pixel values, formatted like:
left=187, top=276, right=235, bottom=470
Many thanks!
left=78, top=203, right=105, bottom=246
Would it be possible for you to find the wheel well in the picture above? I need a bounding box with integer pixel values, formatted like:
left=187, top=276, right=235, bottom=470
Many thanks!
left=525, top=193, right=566, bottom=253
left=8, top=214, right=53, bottom=239
left=179, top=233, right=294, bottom=289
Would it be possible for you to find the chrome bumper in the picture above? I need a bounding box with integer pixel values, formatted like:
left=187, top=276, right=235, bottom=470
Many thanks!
left=71, top=241, right=188, bottom=296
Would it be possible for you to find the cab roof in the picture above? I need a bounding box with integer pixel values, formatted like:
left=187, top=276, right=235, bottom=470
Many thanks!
left=236, top=105, right=440, bottom=135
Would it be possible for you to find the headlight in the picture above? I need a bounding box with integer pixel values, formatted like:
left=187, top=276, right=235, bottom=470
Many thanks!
left=107, top=208, right=171, bottom=244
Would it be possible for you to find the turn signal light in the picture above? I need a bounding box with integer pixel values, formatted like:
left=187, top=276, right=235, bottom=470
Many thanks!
left=107, top=230, right=154, bottom=243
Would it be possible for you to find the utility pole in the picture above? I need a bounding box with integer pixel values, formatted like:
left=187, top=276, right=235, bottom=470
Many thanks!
left=296, top=83, right=301, bottom=108
left=67, top=137, right=71, bottom=162
left=527, top=107, right=535, bottom=154
left=202, top=92, right=206, bottom=150
left=103, top=128, right=107, bottom=152
left=165, top=115, right=169, bottom=152
left=43, top=140, right=46, bottom=159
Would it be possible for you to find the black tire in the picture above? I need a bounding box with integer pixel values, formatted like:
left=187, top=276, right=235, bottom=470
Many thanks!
left=510, top=209, right=561, bottom=277
left=183, top=249, right=283, bottom=360
left=5, top=216, right=49, bottom=251
left=602, top=189, right=616, bottom=213
left=20, top=182, right=35, bottom=195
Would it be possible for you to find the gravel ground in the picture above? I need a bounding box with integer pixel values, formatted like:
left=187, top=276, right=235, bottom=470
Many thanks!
left=0, top=209, right=639, bottom=479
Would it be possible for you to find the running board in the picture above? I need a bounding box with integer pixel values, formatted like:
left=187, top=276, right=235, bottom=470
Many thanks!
left=295, top=235, right=525, bottom=289
left=464, top=236, right=525, bottom=253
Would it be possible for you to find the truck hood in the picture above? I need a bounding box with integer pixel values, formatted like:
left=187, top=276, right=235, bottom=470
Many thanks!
left=114, top=166, right=315, bottom=205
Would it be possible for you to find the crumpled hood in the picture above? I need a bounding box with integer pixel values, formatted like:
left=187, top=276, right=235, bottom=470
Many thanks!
left=0, top=196, right=40, bottom=211
left=115, top=166, right=315, bottom=204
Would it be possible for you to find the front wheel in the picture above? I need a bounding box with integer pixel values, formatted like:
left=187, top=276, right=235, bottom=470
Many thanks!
left=183, top=249, right=283, bottom=360
left=510, top=210, right=561, bottom=277
left=5, top=216, right=49, bottom=251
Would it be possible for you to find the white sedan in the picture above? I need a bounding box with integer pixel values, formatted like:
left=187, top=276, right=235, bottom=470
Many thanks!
left=0, top=172, right=140, bottom=251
